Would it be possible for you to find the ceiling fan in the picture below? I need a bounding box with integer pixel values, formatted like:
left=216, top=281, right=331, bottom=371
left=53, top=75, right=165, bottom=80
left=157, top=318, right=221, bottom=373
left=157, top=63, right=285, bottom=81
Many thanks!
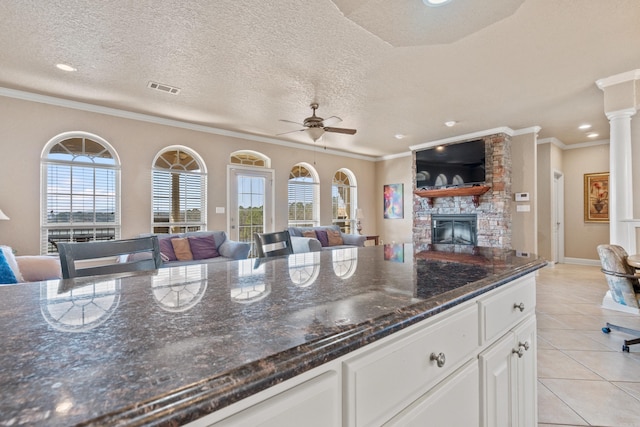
left=279, top=103, right=357, bottom=142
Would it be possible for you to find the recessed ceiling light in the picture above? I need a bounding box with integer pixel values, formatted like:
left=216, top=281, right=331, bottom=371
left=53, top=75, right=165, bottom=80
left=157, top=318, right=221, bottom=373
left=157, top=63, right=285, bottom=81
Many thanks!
left=444, top=121, right=457, bottom=127
left=423, top=0, right=452, bottom=6
left=56, top=63, right=77, bottom=72
left=587, top=132, right=599, bottom=138
left=395, top=134, right=405, bottom=139
left=578, top=124, right=592, bottom=130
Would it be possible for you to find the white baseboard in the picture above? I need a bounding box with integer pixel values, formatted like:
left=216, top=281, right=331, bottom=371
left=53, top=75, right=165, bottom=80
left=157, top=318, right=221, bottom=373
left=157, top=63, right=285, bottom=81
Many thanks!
left=562, top=257, right=601, bottom=266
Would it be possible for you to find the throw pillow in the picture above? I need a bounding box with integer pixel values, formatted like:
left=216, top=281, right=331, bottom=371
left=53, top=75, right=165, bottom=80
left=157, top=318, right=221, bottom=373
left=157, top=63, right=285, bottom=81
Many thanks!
left=188, top=235, right=219, bottom=260
left=315, top=230, right=329, bottom=247
left=0, top=250, right=18, bottom=284
left=0, top=245, right=24, bottom=282
left=158, top=238, right=178, bottom=261
left=171, top=238, right=193, bottom=261
left=327, top=229, right=344, bottom=246
left=302, top=230, right=317, bottom=238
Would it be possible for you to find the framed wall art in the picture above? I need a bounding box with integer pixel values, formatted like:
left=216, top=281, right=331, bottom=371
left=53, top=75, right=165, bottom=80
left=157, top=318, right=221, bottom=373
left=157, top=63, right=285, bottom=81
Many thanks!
left=383, top=183, right=404, bottom=219
left=584, top=172, right=609, bottom=223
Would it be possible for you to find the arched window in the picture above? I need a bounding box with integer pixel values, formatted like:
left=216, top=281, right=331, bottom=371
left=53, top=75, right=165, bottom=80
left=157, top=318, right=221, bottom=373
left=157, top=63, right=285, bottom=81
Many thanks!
left=230, top=150, right=270, bottom=168
left=288, top=163, right=319, bottom=227
left=332, top=169, right=358, bottom=233
left=152, top=146, right=206, bottom=233
left=41, top=132, right=120, bottom=254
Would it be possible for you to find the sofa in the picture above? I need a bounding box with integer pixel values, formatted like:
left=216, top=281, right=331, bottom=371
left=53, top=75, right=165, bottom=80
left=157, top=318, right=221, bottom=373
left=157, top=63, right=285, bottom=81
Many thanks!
left=148, top=231, right=250, bottom=267
left=287, top=225, right=366, bottom=253
left=1, top=245, right=62, bottom=284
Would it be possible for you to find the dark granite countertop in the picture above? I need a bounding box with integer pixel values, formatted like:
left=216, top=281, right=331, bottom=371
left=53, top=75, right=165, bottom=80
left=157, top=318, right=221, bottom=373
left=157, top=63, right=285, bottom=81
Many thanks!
left=0, top=244, right=546, bottom=426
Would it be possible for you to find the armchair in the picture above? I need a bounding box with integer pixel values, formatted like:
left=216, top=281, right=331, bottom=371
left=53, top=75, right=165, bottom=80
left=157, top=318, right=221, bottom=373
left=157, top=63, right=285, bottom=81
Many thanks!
left=596, top=244, right=640, bottom=352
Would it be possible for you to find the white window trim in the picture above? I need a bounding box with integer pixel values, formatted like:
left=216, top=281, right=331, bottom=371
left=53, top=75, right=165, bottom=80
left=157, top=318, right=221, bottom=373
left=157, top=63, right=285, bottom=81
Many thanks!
left=40, top=131, right=121, bottom=254
left=151, top=145, right=207, bottom=233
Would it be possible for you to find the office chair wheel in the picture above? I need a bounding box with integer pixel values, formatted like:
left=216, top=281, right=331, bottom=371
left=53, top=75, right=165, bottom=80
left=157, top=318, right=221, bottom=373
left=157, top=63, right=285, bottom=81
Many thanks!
left=622, top=344, right=630, bottom=352
left=602, top=327, right=611, bottom=334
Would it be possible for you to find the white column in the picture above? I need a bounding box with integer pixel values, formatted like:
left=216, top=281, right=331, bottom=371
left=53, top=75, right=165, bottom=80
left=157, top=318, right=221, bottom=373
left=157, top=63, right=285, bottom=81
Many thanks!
left=607, top=108, right=636, bottom=250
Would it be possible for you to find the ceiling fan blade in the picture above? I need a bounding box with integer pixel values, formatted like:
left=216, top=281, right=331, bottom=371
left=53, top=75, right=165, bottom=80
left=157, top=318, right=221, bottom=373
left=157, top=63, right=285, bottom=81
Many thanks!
left=279, top=119, right=304, bottom=126
left=276, top=128, right=306, bottom=136
left=321, top=116, right=342, bottom=127
left=324, top=127, right=357, bottom=135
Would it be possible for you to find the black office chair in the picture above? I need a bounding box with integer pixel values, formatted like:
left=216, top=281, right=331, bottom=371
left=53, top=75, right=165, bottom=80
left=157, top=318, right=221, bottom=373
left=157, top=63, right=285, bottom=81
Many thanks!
left=597, top=244, right=640, bottom=352
left=57, top=236, right=162, bottom=279
left=254, top=231, right=294, bottom=258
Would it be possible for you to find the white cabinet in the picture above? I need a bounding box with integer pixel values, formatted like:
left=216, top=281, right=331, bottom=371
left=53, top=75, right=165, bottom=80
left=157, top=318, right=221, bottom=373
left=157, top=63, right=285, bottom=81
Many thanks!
left=192, top=369, right=342, bottom=427
left=187, top=272, right=538, bottom=427
left=479, top=315, right=537, bottom=427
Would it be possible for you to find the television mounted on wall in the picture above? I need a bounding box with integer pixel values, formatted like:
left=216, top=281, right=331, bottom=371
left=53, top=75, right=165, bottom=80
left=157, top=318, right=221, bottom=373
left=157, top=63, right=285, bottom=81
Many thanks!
left=415, top=139, right=486, bottom=189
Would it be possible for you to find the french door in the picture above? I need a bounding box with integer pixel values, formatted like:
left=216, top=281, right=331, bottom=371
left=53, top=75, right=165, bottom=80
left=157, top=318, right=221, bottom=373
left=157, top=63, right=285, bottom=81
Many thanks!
left=228, top=166, right=274, bottom=256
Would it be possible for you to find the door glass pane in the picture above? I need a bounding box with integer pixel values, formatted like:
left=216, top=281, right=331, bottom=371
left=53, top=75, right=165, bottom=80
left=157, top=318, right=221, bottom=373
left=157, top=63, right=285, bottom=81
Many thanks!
left=237, top=175, right=265, bottom=253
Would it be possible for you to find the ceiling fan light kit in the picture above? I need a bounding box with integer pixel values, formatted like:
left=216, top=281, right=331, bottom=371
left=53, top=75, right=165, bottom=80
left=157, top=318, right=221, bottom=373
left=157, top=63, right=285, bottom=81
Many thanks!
left=280, top=103, right=357, bottom=142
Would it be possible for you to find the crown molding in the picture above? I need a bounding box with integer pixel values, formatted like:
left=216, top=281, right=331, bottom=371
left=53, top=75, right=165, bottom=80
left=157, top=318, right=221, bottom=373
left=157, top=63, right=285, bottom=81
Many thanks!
left=0, top=87, right=378, bottom=162
left=408, top=126, right=515, bottom=152
left=538, top=137, right=609, bottom=150
left=514, top=126, right=541, bottom=136
left=596, top=69, right=640, bottom=90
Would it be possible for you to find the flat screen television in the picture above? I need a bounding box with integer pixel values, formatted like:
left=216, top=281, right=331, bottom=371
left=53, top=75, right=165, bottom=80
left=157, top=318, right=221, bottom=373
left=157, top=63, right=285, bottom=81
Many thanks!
left=415, top=139, right=486, bottom=188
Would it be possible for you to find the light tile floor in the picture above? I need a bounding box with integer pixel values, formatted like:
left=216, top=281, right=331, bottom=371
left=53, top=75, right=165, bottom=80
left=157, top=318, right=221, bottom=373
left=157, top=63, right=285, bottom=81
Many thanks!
left=536, top=263, right=640, bottom=427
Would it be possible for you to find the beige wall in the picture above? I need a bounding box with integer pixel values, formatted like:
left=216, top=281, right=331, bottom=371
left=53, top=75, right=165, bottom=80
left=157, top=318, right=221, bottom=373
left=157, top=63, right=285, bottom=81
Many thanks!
left=375, top=156, right=413, bottom=244
left=510, top=133, right=537, bottom=254
left=563, top=144, right=610, bottom=260
left=2, top=94, right=616, bottom=261
left=0, top=96, right=377, bottom=255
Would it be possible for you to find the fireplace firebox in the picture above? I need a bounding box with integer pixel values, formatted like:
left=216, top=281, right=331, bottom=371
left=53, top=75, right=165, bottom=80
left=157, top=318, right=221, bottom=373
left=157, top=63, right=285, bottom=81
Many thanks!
left=431, top=214, right=477, bottom=246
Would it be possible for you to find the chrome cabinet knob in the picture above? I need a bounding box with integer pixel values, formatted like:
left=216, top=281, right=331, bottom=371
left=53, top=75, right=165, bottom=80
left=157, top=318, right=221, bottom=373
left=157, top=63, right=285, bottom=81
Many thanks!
left=514, top=302, right=525, bottom=312
left=519, top=341, right=530, bottom=351
left=512, top=346, right=525, bottom=358
left=430, top=352, right=446, bottom=368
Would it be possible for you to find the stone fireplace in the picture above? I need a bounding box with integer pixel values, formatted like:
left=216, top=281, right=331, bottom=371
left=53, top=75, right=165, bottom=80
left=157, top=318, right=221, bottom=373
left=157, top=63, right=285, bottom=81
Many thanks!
left=413, top=133, right=512, bottom=249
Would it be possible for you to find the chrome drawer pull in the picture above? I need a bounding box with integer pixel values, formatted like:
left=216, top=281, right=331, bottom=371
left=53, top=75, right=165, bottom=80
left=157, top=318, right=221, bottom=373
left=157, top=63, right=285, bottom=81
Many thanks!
left=430, top=352, right=446, bottom=368
left=513, top=302, right=525, bottom=312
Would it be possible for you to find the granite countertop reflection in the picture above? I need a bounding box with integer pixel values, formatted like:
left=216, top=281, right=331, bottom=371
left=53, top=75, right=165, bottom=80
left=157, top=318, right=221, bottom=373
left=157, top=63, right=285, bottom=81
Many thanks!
left=0, top=244, right=546, bottom=426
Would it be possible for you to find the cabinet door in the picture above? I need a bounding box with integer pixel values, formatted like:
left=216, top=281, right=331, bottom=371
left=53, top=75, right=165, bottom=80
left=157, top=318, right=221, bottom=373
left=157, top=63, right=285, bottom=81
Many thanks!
left=479, top=331, right=516, bottom=427
left=384, top=359, right=479, bottom=427
left=514, top=317, right=537, bottom=427
left=211, top=371, right=340, bottom=427
left=344, top=304, right=478, bottom=427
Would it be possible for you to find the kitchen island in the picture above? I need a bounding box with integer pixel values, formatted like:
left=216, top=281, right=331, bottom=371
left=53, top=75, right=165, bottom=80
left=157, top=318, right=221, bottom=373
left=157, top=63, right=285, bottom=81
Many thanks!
left=0, top=244, right=546, bottom=426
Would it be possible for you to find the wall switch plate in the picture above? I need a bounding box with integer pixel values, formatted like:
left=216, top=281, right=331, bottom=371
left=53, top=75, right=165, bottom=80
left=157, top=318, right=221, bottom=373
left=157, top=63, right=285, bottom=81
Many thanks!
left=516, top=204, right=530, bottom=212
left=515, top=192, right=530, bottom=202
left=215, top=207, right=225, bottom=214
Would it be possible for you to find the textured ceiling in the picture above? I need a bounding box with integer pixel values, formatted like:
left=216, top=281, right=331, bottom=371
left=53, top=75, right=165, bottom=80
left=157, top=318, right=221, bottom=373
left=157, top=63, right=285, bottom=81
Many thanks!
left=0, top=0, right=638, bottom=158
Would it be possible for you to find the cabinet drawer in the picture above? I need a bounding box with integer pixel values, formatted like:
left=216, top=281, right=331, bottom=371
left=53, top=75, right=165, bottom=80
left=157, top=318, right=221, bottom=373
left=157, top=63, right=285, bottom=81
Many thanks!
left=384, top=359, right=479, bottom=427
left=344, top=304, right=479, bottom=427
left=479, top=276, right=535, bottom=344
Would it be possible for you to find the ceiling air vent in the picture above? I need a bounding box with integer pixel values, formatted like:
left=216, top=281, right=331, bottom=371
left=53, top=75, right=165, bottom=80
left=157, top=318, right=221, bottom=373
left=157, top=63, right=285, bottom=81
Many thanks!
left=147, top=81, right=180, bottom=95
